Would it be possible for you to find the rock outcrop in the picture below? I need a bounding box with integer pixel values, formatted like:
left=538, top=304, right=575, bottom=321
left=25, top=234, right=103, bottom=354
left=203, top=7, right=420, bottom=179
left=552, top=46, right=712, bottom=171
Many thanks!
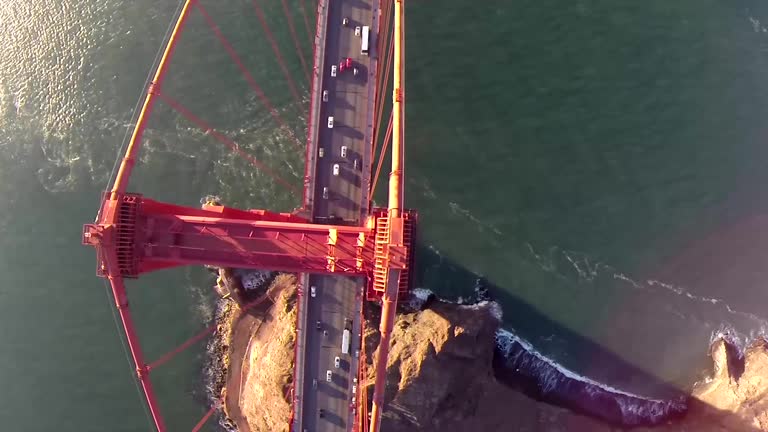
left=361, top=300, right=616, bottom=432
left=222, top=274, right=298, bottom=432
left=362, top=299, right=768, bottom=432
left=221, top=281, right=768, bottom=432
left=682, top=338, right=768, bottom=431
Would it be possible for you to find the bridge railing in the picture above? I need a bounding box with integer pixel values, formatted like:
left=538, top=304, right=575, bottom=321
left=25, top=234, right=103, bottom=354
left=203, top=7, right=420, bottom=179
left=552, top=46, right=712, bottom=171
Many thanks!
left=302, top=0, right=330, bottom=216
left=289, top=275, right=309, bottom=431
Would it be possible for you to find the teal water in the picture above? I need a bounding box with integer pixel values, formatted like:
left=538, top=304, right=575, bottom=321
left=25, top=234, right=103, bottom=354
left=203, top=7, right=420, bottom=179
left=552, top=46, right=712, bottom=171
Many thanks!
left=3, top=0, right=768, bottom=430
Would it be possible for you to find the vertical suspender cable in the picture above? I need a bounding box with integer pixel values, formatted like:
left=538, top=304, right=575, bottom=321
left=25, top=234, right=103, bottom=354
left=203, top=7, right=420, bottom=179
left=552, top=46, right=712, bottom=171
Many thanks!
left=280, top=0, right=311, bottom=81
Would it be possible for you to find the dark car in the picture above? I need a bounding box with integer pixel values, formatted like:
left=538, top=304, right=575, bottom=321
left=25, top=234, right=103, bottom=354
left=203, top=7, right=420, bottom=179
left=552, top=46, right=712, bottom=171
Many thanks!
left=316, top=320, right=322, bottom=330
left=319, top=409, right=325, bottom=418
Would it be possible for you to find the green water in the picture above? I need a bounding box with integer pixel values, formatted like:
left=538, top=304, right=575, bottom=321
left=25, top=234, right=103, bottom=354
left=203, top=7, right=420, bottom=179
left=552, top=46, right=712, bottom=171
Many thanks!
left=3, top=0, right=768, bottom=430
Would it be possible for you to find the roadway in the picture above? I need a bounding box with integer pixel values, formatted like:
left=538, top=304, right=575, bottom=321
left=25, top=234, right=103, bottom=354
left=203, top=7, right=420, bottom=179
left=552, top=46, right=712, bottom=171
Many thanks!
left=301, top=0, right=379, bottom=430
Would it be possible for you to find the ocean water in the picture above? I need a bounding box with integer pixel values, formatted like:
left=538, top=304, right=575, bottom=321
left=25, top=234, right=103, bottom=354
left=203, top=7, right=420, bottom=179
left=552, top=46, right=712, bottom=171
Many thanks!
left=3, top=0, right=768, bottom=430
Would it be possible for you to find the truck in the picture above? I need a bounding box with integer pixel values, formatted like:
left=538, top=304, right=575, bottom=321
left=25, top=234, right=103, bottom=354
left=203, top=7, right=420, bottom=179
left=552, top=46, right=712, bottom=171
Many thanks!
left=342, top=328, right=351, bottom=355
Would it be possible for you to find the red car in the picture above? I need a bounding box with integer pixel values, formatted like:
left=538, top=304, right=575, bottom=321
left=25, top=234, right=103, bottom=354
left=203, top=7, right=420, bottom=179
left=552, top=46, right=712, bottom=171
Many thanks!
left=339, top=57, right=353, bottom=72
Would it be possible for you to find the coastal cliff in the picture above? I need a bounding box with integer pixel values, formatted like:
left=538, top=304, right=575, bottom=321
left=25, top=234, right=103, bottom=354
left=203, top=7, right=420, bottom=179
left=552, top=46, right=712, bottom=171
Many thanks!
left=360, top=300, right=615, bottom=432
left=215, top=276, right=768, bottom=432
left=209, top=273, right=298, bottom=432
left=362, top=298, right=768, bottom=432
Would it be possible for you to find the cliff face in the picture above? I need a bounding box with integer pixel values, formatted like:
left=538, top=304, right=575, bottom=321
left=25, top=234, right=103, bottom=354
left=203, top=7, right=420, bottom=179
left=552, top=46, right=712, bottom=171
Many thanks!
left=361, top=301, right=616, bottom=432
left=223, top=274, right=298, bottom=432
left=362, top=300, right=768, bottom=432
left=220, top=278, right=768, bottom=432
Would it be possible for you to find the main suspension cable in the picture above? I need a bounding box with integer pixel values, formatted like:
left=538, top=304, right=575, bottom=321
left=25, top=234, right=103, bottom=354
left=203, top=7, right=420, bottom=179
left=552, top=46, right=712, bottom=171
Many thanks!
left=371, top=111, right=393, bottom=197
left=102, top=280, right=155, bottom=432
left=373, top=12, right=394, bottom=153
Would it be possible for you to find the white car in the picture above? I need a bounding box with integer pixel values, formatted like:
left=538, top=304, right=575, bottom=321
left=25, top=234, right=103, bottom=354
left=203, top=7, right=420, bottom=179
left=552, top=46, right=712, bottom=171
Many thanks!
left=322, top=90, right=328, bottom=102
left=326, top=370, right=332, bottom=382
left=322, top=187, right=329, bottom=199
left=332, top=164, right=340, bottom=176
left=318, top=147, right=324, bottom=158
left=340, top=145, right=347, bottom=158
left=331, top=65, right=337, bottom=77
left=353, top=67, right=359, bottom=76
left=355, top=26, right=361, bottom=36
left=310, top=285, right=316, bottom=297
left=327, top=116, right=334, bottom=128
left=352, top=384, right=357, bottom=394
left=334, top=356, right=341, bottom=368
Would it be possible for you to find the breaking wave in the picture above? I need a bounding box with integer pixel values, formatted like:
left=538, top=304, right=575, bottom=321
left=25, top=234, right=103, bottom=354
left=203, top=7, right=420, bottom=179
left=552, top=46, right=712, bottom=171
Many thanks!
left=494, top=329, right=688, bottom=426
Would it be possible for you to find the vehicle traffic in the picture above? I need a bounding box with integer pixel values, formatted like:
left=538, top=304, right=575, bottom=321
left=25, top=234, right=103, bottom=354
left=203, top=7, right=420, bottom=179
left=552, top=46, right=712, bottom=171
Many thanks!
left=361, top=26, right=370, bottom=55
left=342, top=328, right=351, bottom=354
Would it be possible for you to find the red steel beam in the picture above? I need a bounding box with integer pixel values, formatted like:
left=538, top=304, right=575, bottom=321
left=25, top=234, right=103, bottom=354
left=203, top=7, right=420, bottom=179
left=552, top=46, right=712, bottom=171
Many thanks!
left=191, top=405, right=217, bottom=432
left=83, top=195, right=409, bottom=279
left=370, top=0, right=406, bottom=430
left=147, top=324, right=216, bottom=372
left=111, top=0, right=196, bottom=198
left=98, top=2, right=197, bottom=431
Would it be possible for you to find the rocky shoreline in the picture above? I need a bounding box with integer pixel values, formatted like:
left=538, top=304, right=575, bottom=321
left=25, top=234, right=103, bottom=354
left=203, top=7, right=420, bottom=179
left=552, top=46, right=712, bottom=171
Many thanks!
left=203, top=297, right=239, bottom=431
left=203, top=273, right=768, bottom=432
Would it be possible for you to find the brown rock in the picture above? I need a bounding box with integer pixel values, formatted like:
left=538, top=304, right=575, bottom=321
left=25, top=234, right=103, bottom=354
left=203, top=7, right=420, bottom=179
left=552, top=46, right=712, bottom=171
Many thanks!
left=363, top=300, right=768, bottom=432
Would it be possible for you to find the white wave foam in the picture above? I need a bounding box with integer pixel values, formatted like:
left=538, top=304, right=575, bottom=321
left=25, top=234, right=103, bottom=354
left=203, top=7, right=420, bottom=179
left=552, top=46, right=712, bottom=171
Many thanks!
left=407, top=288, right=434, bottom=310
left=412, top=288, right=433, bottom=303
left=707, top=324, right=768, bottom=357
left=495, top=328, right=675, bottom=404
left=458, top=300, right=503, bottom=322
left=447, top=201, right=503, bottom=236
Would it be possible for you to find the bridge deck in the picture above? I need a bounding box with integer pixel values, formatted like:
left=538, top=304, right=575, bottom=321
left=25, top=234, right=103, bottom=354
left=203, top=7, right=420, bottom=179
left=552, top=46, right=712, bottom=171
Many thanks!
left=296, top=0, right=380, bottom=431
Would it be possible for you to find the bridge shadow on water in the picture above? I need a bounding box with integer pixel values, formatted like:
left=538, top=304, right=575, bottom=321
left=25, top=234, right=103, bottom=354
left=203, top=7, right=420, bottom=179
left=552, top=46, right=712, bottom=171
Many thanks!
left=406, top=243, right=761, bottom=430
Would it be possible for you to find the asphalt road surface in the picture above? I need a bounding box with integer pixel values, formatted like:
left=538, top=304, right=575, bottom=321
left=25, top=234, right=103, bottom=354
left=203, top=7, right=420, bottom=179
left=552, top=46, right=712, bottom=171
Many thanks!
left=301, top=0, right=376, bottom=431
left=313, top=0, right=374, bottom=225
